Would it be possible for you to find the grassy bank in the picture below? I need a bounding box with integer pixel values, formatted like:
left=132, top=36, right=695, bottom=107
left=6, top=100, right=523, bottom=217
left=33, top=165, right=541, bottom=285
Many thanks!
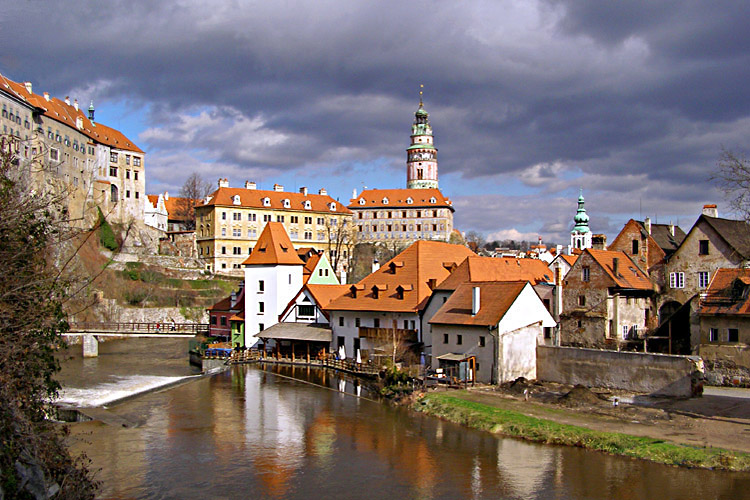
left=414, top=392, right=750, bottom=471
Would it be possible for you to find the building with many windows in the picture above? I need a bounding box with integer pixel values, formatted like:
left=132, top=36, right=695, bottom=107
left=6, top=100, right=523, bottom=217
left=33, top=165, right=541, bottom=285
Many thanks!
left=195, top=180, right=353, bottom=275
left=0, top=74, right=145, bottom=225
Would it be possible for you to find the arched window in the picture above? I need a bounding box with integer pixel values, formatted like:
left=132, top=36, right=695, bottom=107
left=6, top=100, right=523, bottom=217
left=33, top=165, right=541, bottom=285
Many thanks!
left=110, top=184, right=119, bottom=203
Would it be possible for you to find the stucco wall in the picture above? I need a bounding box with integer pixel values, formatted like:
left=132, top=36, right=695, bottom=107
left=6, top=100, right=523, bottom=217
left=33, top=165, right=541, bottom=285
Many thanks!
left=537, top=346, right=703, bottom=397
left=499, top=324, right=541, bottom=383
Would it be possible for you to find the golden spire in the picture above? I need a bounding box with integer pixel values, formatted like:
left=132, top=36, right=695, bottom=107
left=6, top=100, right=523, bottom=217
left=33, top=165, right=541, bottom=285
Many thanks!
left=419, top=84, right=424, bottom=106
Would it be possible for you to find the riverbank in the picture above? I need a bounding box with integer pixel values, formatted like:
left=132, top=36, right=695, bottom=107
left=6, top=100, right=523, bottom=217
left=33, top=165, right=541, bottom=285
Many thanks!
left=413, top=389, right=750, bottom=472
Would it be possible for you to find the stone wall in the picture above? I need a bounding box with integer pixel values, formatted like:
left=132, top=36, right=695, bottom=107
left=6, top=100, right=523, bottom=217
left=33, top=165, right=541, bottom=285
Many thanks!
left=537, top=345, right=703, bottom=397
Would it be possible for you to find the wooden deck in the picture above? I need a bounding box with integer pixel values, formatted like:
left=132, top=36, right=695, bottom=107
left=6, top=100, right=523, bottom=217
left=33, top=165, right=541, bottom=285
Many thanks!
left=229, top=350, right=380, bottom=377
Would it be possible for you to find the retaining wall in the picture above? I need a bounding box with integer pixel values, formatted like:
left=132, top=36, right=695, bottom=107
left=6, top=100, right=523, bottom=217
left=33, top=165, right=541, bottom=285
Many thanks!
left=537, top=345, right=703, bottom=397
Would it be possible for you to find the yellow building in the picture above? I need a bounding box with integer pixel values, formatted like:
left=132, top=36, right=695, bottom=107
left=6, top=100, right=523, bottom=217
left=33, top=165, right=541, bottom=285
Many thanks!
left=195, top=179, right=353, bottom=275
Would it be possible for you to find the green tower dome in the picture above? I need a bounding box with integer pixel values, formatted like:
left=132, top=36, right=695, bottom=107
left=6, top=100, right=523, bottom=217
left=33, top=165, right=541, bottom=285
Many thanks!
left=571, top=189, right=590, bottom=234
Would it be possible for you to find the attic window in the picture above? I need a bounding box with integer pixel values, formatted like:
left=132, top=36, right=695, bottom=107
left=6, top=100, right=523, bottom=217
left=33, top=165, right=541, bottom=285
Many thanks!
left=232, top=195, right=241, bottom=205
left=406, top=197, right=413, bottom=204
left=388, top=261, right=404, bottom=273
left=283, top=199, right=290, bottom=208
left=382, top=197, right=389, bottom=204
left=396, top=287, right=404, bottom=300
left=262, top=197, right=271, bottom=207
left=359, top=198, right=365, bottom=205
left=258, top=245, right=267, bottom=253
left=430, top=197, right=436, bottom=204
left=280, top=244, right=288, bottom=253
left=329, top=202, right=336, bottom=211
left=304, top=200, right=312, bottom=210
left=371, top=285, right=379, bottom=299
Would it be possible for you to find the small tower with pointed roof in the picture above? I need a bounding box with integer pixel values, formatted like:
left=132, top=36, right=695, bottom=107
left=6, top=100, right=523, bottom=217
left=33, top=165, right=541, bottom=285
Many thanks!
left=570, top=189, right=592, bottom=250
left=242, top=222, right=304, bottom=346
left=406, top=85, right=439, bottom=189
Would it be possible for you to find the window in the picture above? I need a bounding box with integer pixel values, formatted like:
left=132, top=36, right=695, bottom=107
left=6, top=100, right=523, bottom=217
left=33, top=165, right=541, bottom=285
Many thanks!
left=317, top=217, right=325, bottom=225
left=134, top=171, right=139, bottom=180
left=126, top=190, right=130, bottom=198
left=133, top=156, right=141, bottom=166
left=582, top=266, right=590, bottom=282
left=232, top=229, right=241, bottom=237
left=728, top=329, right=739, bottom=342
left=699, top=240, right=709, bottom=255
left=135, top=192, right=139, bottom=199
left=126, top=170, right=131, bottom=179
left=669, top=272, right=685, bottom=288
left=698, top=271, right=710, bottom=288
left=355, top=318, right=360, bottom=327
left=709, top=328, right=718, bottom=342
left=262, top=197, right=270, bottom=207
left=258, top=302, right=265, bottom=314
left=479, top=336, right=485, bottom=347
left=233, top=212, right=241, bottom=221
left=373, top=318, right=380, bottom=328
left=457, top=334, right=463, bottom=345
left=125, top=155, right=131, bottom=165
left=210, top=316, right=217, bottom=325
left=263, top=214, right=272, bottom=222
left=339, top=316, right=344, bottom=327
left=622, top=325, right=628, bottom=338
left=221, top=246, right=226, bottom=254
left=258, top=280, right=264, bottom=292
left=221, top=228, right=226, bottom=237
left=109, top=166, right=117, bottom=177
left=298, top=304, right=315, bottom=317
left=632, top=239, right=639, bottom=254
left=443, top=333, right=448, bottom=344
left=233, top=246, right=241, bottom=255
left=248, top=213, right=257, bottom=221
left=220, top=317, right=227, bottom=326
left=259, top=323, right=264, bottom=332
left=304, top=216, right=313, bottom=224
left=578, top=295, right=586, bottom=307
left=222, top=212, right=227, bottom=220
left=277, top=215, right=284, bottom=223
left=110, top=152, right=118, bottom=163
left=577, top=320, right=582, bottom=328
left=544, top=328, right=552, bottom=339
left=50, top=148, right=59, bottom=161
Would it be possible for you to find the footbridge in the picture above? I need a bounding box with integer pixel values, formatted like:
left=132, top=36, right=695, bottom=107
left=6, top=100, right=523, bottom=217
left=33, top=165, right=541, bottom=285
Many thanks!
left=64, top=322, right=210, bottom=357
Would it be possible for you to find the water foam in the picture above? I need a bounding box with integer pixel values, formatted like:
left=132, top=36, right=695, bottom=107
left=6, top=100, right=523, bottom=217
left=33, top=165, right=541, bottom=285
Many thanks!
left=56, top=374, right=195, bottom=407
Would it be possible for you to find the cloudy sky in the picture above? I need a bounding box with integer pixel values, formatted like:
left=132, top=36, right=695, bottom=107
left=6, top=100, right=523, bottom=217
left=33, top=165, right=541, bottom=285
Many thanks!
left=3, top=1, right=749, bottom=243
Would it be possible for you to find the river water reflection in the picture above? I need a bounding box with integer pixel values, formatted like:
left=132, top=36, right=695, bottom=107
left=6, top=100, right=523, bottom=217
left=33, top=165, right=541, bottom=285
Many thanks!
left=65, top=359, right=750, bottom=500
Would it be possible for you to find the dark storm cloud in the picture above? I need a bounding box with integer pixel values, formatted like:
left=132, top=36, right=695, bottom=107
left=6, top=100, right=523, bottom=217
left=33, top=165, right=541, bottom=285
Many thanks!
left=3, top=0, right=749, bottom=237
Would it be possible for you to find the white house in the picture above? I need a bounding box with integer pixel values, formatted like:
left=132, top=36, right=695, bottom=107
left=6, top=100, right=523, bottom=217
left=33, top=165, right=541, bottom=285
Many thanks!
left=144, top=193, right=168, bottom=232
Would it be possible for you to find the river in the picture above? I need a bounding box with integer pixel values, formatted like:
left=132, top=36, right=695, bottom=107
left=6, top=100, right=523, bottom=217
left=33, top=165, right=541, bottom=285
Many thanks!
left=58, top=339, right=750, bottom=499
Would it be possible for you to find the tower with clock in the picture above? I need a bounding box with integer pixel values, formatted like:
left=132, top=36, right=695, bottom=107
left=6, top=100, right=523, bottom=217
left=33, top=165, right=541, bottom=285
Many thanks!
left=406, top=86, right=439, bottom=189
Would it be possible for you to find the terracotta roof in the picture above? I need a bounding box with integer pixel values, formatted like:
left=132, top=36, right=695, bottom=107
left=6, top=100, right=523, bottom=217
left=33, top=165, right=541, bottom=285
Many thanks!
left=199, top=187, right=351, bottom=214
left=208, top=295, right=232, bottom=312
left=699, top=268, right=750, bottom=316
left=436, top=256, right=553, bottom=291
left=242, top=222, right=304, bottom=266
left=561, top=254, right=578, bottom=266
left=586, top=249, right=652, bottom=290
left=255, top=322, right=332, bottom=342
left=324, top=240, right=474, bottom=313
left=306, top=284, right=349, bottom=309
left=0, top=73, right=143, bottom=153
left=303, top=253, right=322, bottom=278
left=701, top=215, right=750, bottom=260
left=348, top=188, right=453, bottom=210
left=429, top=281, right=527, bottom=327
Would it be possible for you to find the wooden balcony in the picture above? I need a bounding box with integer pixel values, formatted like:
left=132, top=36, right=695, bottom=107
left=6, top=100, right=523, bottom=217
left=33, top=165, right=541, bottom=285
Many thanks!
left=358, top=326, right=418, bottom=343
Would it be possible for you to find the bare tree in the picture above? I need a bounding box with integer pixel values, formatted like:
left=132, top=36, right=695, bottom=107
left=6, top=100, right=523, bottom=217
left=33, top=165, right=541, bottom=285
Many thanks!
left=177, top=173, right=212, bottom=230
left=326, top=216, right=358, bottom=280
left=713, top=148, right=750, bottom=220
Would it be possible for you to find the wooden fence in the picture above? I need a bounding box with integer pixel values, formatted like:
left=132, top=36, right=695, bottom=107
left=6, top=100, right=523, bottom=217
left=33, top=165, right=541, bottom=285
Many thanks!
left=68, top=322, right=210, bottom=335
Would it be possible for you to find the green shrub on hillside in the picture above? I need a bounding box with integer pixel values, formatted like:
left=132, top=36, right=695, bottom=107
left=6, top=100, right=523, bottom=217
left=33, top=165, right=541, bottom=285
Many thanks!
left=97, top=207, right=118, bottom=251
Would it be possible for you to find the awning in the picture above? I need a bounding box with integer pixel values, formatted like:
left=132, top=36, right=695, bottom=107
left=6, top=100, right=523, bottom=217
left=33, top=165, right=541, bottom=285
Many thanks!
left=436, top=353, right=472, bottom=362
left=255, top=322, right=332, bottom=343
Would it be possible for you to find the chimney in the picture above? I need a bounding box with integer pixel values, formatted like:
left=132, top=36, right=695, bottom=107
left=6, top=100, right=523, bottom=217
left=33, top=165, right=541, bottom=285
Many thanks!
left=218, top=178, right=229, bottom=188
left=76, top=116, right=83, bottom=130
left=65, top=96, right=70, bottom=105
left=372, top=259, right=380, bottom=273
left=472, top=286, right=481, bottom=316
left=73, top=99, right=79, bottom=111
left=592, top=234, right=607, bottom=250
left=23, top=82, right=32, bottom=94
left=88, top=101, right=95, bottom=122
left=43, top=92, right=50, bottom=102
left=164, top=191, right=169, bottom=200
left=245, top=181, right=256, bottom=190
left=612, top=257, right=619, bottom=276
left=427, top=278, right=437, bottom=290
left=300, top=186, right=308, bottom=196
left=702, top=204, right=718, bottom=218
left=231, top=290, right=237, bottom=308
left=669, top=222, right=675, bottom=237
left=273, top=183, right=284, bottom=192
left=318, top=188, right=327, bottom=196
left=352, top=188, right=357, bottom=199
left=644, top=217, right=651, bottom=234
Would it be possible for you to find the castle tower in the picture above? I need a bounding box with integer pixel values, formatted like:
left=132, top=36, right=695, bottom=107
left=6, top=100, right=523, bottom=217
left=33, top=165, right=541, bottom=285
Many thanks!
left=406, top=86, right=439, bottom=189
left=570, top=189, right=592, bottom=250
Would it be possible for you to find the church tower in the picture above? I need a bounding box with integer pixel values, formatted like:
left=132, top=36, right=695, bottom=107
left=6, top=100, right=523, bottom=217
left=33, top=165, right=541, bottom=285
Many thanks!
left=570, top=189, right=592, bottom=250
left=406, top=86, right=439, bottom=189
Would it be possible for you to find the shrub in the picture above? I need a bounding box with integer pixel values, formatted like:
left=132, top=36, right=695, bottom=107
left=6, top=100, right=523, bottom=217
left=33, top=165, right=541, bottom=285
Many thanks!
left=97, top=207, right=118, bottom=251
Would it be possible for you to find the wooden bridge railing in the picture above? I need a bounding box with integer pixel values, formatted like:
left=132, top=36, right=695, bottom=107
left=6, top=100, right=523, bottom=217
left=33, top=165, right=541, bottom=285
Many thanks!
left=68, top=322, right=210, bottom=335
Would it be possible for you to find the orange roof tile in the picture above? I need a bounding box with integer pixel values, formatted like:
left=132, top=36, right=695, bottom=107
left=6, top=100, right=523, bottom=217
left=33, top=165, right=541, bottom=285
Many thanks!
left=585, top=249, right=652, bottom=290
left=306, top=284, right=350, bottom=309
left=429, top=281, right=527, bottom=327
left=242, top=222, right=304, bottom=266
left=699, top=268, right=750, bottom=316
left=199, top=187, right=351, bottom=214
left=561, top=254, right=578, bottom=266
left=324, top=240, right=474, bottom=313
left=436, top=256, right=553, bottom=291
left=348, top=188, right=453, bottom=210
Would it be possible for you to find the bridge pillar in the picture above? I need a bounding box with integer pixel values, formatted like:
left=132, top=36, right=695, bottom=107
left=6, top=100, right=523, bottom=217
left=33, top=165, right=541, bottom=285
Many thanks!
left=82, top=334, right=98, bottom=358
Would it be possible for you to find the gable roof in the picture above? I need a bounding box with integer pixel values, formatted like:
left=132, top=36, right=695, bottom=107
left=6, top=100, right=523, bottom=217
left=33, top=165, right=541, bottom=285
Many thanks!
left=198, top=186, right=351, bottom=214
left=242, top=222, right=304, bottom=266
left=700, top=215, right=750, bottom=260
left=585, top=249, right=653, bottom=290
left=303, top=252, right=322, bottom=279
left=0, top=73, right=143, bottom=153
left=348, top=188, right=453, bottom=210
left=647, top=222, right=686, bottom=255
left=324, top=240, right=474, bottom=313
left=699, top=268, right=750, bottom=316
left=436, top=256, right=553, bottom=291
left=429, top=281, right=527, bottom=327
left=278, top=283, right=349, bottom=321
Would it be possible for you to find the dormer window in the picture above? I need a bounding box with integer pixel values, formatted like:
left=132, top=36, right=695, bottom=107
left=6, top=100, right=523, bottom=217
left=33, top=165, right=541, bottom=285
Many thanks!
left=232, top=195, right=241, bottom=205
left=406, top=197, right=413, bottom=204
left=396, top=286, right=404, bottom=300
left=262, top=197, right=271, bottom=207
left=430, top=197, right=436, bottom=204
left=329, top=202, right=336, bottom=211
left=359, top=198, right=365, bottom=205
left=283, top=199, right=290, bottom=208
left=304, top=200, right=312, bottom=210
left=371, top=286, right=379, bottom=299
left=382, top=197, right=389, bottom=205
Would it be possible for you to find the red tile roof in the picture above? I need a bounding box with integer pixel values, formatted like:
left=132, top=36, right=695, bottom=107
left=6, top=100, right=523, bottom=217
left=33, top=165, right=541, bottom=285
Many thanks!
left=242, top=222, right=304, bottom=266
left=699, top=268, right=750, bottom=316
left=324, top=240, right=474, bottom=313
left=348, top=188, right=453, bottom=210
left=436, top=256, right=553, bottom=291
left=199, top=187, right=351, bottom=214
left=586, top=249, right=652, bottom=290
left=429, top=281, right=527, bottom=327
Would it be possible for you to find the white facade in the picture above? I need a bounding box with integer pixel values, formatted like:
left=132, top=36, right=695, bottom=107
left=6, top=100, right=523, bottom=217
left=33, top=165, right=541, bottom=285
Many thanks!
left=329, top=310, right=419, bottom=359
left=280, top=288, right=330, bottom=325
left=244, top=264, right=303, bottom=347
left=144, top=193, right=168, bottom=231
